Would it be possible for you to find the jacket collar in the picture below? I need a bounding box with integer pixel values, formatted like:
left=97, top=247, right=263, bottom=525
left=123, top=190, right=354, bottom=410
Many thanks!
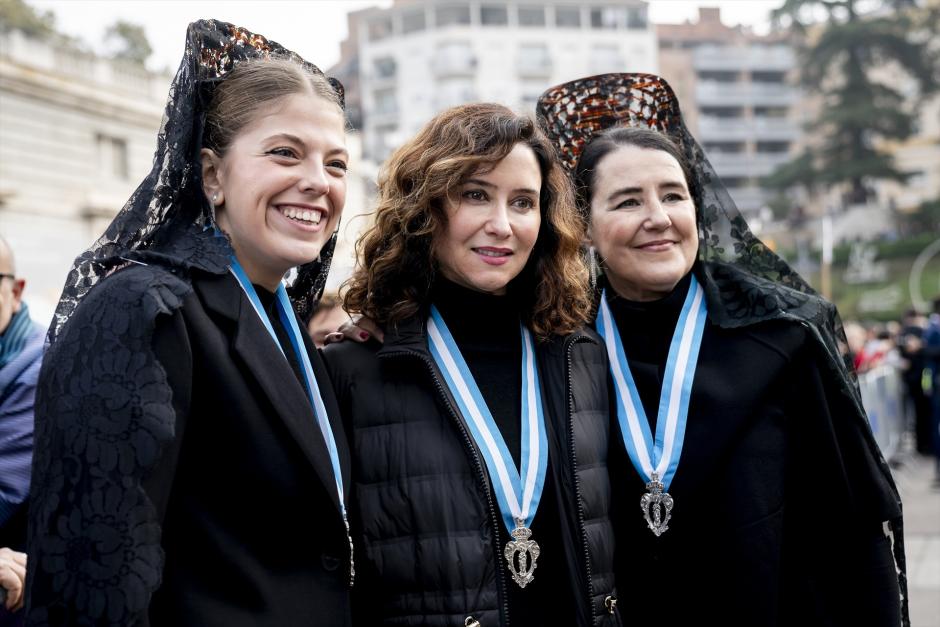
left=194, top=270, right=346, bottom=515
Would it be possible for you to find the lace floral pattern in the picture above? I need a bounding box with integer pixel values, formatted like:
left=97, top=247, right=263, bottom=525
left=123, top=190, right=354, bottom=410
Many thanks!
left=28, top=265, right=189, bottom=625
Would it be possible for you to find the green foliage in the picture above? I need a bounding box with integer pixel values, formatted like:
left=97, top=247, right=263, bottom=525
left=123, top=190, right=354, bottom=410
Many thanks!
left=900, top=197, right=940, bottom=234
left=104, top=20, right=152, bottom=65
left=0, top=0, right=56, bottom=38
left=768, top=0, right=940, bottom=204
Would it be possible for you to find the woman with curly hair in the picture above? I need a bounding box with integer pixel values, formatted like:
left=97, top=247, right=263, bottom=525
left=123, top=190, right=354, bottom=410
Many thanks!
left=324, top=103, right=620, bottom=626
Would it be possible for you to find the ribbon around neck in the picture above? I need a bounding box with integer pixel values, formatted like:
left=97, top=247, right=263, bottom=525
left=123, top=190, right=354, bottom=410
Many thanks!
left=427, top=305, right=548, bottom=533
left=228, top=258, right=347, bottom=520
left=596, top=276, right=708, bottom=491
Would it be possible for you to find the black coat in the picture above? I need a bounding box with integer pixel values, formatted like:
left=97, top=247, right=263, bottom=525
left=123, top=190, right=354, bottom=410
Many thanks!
left=607, top=291, right=902, bottom=626
left=323, top=317, right=620, bottom=626
left=27, top=266, right=353, bottom=626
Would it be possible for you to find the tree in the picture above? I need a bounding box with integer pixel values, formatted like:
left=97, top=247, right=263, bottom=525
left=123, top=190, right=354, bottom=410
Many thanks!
left=104, top=20, right=152, bottom=66
left=0, top=0, right=56, bottom=38
left=769, top=0, right=940, bottom=206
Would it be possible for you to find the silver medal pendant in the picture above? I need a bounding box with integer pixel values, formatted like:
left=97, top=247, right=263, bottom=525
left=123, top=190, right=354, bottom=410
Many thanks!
left=504, top=519, right=540, bottom=588
left=640, top=472, right=673, bottom=536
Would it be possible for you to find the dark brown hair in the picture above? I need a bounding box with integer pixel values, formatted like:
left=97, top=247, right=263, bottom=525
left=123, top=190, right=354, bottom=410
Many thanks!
left=343, top=103, right=591, bottom=339
left=574, top=126, right=698, bottom=218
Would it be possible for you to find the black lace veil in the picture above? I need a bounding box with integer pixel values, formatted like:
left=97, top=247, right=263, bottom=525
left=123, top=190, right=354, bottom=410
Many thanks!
left=48, top=19, right=345, bottom=341
left=537, top=73, right=909, bottom=625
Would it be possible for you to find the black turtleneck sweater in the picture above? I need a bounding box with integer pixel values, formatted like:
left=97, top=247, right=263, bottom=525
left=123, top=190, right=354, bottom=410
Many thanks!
left=432, top=278, right=576, bottom=626
left=604, top=272, right=693, bottom=430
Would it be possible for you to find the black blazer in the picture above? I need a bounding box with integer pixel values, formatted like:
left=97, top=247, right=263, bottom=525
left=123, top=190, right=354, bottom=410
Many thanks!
left=27, top=266, right=352, bottom=626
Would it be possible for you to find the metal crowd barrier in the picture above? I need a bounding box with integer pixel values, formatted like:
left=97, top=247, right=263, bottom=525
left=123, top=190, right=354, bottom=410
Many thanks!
left=858, top=364, right=906, bottom=462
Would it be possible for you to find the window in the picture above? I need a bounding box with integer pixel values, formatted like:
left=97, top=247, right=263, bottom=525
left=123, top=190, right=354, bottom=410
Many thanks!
left=367, top=17, right=393, bottom=41
left=373, top=56, right=397, bottom=79
left=401, top=8, right=426, bottom=34
left=590, top=7, right=621, bottom=29
left=518, top=6, right=546, bottom=27
left=754, top=106, right=788, bottom=118
left=698, top=71, right=740, bottom=83
left=700, top=106, right=744, bottom=118
left=97, top=134, right=128, bottom=180
left=555, top=6, right=581, bottom=27
left=752, top=71, right=786, bottom=83
left=703, top=141, right=745, bottom=154
left=481, top=4, right=508, bottom=25
left=756, top=141, right=790, bottom=153
left=589, top=44, right=622, bottom=73
left=627, top=6, right=647, bottom=29
left=373, top=88, right=398, bottom=115
left=518, top=43, right=551, bottom=74
left=436, top=4, right=471, bottom=26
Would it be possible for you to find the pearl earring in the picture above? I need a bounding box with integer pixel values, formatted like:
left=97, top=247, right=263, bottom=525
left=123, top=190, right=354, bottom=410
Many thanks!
left=211, top=193, right=218, bottom=203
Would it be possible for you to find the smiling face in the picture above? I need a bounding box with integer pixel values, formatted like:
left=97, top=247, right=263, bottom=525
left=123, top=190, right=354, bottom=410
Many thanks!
left=588, top=145, right=698, bottom=301
left=433, top=142, right=542, bottom=295
left=201, top=92, right=347, bottom=290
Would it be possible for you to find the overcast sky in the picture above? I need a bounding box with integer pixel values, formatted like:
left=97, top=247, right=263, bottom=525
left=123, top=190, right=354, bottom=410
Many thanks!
left=27, top=0, right=784, bottom=72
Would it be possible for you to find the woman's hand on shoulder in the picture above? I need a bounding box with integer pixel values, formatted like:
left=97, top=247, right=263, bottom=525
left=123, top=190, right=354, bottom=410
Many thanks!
left=324, top=314, right=384, bottom=345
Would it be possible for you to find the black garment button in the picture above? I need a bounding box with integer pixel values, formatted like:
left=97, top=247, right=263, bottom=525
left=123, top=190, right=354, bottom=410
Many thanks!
left=321, top=553, right=341, bottom=572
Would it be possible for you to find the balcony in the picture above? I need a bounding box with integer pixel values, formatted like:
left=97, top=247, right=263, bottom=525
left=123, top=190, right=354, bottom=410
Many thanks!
left=516, top=56, right=553, bottom=79
left=696, top=81, right=797, bottom=107
left=693, top=45, right=795, bottom=72
left=696, top=117, right=752, bottom=140
left=703, top=152, right=792, bottom=178
left=752, top=116, right=799, bottom=140
left=430, top=53, right=477, bottom=78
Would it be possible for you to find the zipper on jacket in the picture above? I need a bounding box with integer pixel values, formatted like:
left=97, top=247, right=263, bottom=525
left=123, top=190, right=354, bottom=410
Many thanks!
left=381, top=350, right=512, bottom=626
left=564, top=335, right=599, bottom=625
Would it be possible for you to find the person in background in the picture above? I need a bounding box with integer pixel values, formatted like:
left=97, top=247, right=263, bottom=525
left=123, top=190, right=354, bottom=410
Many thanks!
left=900, top=308, right=932, bottom=455
left=0, top=235, right=40, bottom=555
left=26, top=21, right=353, bottom=625
left=0, top=236, right=37, bottom=627
left=924, top=297, right=940, bottom=485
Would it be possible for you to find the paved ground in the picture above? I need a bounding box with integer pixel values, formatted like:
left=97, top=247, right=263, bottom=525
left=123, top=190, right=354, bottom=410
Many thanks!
left=893, top=451, right=940, bottom=626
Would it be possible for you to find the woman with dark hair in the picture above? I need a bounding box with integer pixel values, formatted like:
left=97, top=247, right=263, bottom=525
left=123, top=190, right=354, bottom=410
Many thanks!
left=537, top=74, right=908, bottom=626
left=26, top=21, right=354, bottom=626
left=324, top=103, right=619, bottom=626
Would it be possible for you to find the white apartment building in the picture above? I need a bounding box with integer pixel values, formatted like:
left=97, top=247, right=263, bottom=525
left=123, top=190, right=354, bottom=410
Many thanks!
left=342, top=0, right=659, bottom=161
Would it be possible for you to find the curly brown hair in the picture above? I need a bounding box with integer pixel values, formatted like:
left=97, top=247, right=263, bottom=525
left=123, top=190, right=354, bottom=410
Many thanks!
left=342, top=103, right=591, bottom=339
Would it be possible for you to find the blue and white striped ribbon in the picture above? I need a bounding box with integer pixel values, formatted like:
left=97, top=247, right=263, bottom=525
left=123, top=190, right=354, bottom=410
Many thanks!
left=229, top=259, right=347, bottom=520
left=427, top=305, right=548, bottom=533
left=596, top=276, right=708, bottom=491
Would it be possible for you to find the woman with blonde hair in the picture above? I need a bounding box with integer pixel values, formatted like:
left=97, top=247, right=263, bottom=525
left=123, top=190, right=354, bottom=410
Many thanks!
left=325, top=103, right=620, bottom=626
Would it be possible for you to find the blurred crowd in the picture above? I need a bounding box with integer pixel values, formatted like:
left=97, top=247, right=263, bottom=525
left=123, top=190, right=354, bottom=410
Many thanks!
left=843, top=298, right=940, bottom=484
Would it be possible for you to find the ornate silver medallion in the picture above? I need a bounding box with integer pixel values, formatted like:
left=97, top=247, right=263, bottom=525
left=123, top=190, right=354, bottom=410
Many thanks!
left=504, top=519, right=540, bottom=588
left=640, top=472, right=673, bottom=536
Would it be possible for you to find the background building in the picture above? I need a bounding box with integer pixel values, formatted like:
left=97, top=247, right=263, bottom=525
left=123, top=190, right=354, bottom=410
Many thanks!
left=0, top=29, right=169, bottom=319
left=335, top=0, right=659, bottom=162
left=658, top=7, right=800, bottom=222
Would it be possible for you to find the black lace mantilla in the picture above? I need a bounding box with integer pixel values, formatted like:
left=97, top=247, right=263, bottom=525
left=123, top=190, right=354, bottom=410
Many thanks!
left=537, top=73, right=909, bottom=626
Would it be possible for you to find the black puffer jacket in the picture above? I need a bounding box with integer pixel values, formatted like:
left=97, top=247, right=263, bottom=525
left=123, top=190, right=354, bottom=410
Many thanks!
left=323, top=317, right=620, bottom=626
